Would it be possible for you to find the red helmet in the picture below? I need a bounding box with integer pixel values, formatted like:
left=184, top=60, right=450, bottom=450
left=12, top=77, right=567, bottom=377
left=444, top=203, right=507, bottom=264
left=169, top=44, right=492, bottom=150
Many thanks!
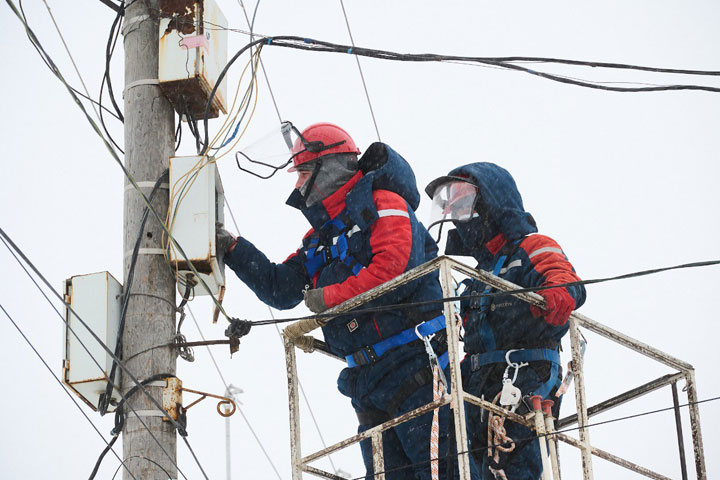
left=288, top=123, right=361, bottom=172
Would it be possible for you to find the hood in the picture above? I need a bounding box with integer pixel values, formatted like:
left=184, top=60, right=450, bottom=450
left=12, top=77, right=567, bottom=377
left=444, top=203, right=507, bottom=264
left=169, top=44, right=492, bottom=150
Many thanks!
left=287, top=142, right=421, bottom=230
left=350, top=142, right=421, bottom=211
left=428, top=162, right=537, bottom=260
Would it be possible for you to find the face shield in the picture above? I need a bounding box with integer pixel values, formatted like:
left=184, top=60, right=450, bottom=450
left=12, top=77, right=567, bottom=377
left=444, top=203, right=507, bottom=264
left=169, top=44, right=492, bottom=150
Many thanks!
left=428, top=179, right=479, bottom=231
left=234, top=121, right=304, bottom=179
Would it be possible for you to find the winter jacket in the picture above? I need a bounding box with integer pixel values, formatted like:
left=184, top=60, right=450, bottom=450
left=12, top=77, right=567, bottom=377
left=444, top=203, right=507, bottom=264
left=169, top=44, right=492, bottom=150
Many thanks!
left=439, top=162, right=587, bottom=354
left=225, top=143, right=442, bottom=360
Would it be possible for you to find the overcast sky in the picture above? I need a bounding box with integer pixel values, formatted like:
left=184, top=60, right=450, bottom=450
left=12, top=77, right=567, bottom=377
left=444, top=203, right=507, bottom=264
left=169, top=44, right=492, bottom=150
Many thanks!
left=1, top=1, right=719, bottom=479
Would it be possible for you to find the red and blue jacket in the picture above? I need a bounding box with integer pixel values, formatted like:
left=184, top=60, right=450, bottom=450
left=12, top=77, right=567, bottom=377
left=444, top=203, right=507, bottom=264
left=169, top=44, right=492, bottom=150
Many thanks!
left=224, top=143, right=442, bottom=362
left=441, top=163, right=587, bottom=355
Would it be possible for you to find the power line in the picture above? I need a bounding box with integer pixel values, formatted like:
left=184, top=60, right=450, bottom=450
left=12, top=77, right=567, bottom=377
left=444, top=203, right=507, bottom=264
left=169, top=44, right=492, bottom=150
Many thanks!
left=8, top=0, right=233, bottom=317
left=186, top=304, right=284, bottom=480
left=345, top=394, right=720, bottom=480
left=338, top=0, right=381, bottom=142
left=0, top=302, right=137, bottom=480
left=0, top=228, right=199, bottom=480
left=239, top=258, right=720, bottom=327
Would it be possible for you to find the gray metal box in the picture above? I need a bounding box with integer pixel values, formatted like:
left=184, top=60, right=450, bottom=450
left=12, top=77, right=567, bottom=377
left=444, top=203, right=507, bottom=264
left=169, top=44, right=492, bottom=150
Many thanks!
left=158, top=0, right=228, bottom=120
left=168, top=155, right=225, bottom=296
left=62, top=272, right=122, bottom=412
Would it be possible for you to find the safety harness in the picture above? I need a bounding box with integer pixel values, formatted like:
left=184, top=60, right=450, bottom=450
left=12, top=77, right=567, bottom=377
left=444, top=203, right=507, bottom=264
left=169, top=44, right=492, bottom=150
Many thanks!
left=345, top=314, right=447, bottom=368
left=466, top=239, right=562, bottom=399
left=303, top=210, right=365, bottom=279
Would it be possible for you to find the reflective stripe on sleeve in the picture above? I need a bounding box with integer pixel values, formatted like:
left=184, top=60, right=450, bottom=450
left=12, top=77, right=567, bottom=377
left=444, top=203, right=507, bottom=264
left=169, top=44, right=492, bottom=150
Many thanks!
left=377, top=209, right=410, bottom=218
left=528, top=246, right=564, bottom=259
left=499, top=259, right=522, bottom=275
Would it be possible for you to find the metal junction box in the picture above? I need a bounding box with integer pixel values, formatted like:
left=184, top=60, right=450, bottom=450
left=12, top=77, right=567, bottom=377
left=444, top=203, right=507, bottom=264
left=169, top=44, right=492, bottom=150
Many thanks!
left=158, top=0, right=228, bottom=120
left=168, top=155, right=225, bottom=296
left=62, top=272, right=122, bottom=412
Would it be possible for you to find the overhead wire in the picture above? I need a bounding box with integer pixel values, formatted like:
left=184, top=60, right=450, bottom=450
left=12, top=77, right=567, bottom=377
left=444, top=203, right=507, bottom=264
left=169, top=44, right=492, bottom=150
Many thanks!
left=41, top=0, right=101, bottom=122
left=0, top=228, right=208, bottom=480
left=0, top=234, right=189, bottom=480
left=186, top=305, right=284, bottom=480
left=7, top=0, right=236, bottom=319
left=0, top=303, right=137, bottom=480
left=344, top=394, right=720, bottom=480
left=338, top=0, right=381, bottom=142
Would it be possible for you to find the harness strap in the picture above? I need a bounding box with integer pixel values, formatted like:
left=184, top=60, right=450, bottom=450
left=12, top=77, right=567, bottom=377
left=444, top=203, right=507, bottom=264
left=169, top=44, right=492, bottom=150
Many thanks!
left=345, top=315, right=446, bottom=368
left=469, top=348, right=561, bottom=372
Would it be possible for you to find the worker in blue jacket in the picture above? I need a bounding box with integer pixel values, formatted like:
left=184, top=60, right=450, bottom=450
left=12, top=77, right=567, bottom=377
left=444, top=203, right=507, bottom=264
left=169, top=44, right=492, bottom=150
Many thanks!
left=425, top=163, right=586, bottom=479
left=219, top=123, right=479, bottom=479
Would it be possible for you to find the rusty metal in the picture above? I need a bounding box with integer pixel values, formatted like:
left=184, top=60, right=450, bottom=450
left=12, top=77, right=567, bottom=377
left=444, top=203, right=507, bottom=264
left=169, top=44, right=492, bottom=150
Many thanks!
left=301, top=465, right=349, bottom=480
left=440, top=261, right=472, bottom=479
left=301, top=397, right=450, bottom=465
left=163, top=377, right=183, bottom=421
left=569, top=318, right=594, bottom=480
left=286, top=336, right=303, bottom=480
left=671, top=382, right=689, bottom=480
left=179, top=386, right=236, bottom=417
left=558, top=372, right=685, bottom=428
left=554, top=433, right=672, bottom=480
left=212, top=285, right=225, bottom=323
left=282, top=256, right=706, bottom=480
left=371, top=431, right=385, bottom=480
left=684, top=370, right=707, bottom=479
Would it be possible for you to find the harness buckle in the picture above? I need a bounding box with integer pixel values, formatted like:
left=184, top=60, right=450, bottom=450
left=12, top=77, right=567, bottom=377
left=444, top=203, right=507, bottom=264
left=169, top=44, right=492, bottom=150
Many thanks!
left=351, top=345, right=379, bottom=367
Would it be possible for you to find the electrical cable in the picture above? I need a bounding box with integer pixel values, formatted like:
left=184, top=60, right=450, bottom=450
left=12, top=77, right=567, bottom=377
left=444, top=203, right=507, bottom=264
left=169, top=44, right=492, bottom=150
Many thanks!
left=41, top=0, right=101, bottom=122
left=97, top=0, right=126, bottom=153
left=186, top=305, right=284, bottom=480
left=338, top=0, right=381, bottom=142
left=344, top=394, right=720, bottom=480
left=0, top=229, right=198, bottom=480
left=9, top=0, right=233, bottom=318
left=235, top=258, right=720, bottom=327
left=100, top=169, right=169, bottom=414
left=111, top=456, right=171, bottom=480
left=0, top=303, right=137, bottom=480
left=236, top=0, right=283, bottom=123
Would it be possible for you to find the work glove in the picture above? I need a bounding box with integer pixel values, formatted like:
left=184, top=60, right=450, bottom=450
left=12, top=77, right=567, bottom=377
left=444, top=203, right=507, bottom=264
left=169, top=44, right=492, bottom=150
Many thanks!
left=530, top=287, right=575, bottom=327
left=304, top=288, right=327, bottom=313
left=216, top=222, right=237, bottom=254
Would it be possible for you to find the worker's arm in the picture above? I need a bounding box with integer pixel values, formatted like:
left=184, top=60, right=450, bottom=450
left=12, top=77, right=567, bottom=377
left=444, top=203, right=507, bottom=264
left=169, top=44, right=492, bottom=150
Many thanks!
left=224, top=236, right=309, bottom=310
left=521, top=234, right=587, bottom=326
left=322, top=190, right=414, bottom=308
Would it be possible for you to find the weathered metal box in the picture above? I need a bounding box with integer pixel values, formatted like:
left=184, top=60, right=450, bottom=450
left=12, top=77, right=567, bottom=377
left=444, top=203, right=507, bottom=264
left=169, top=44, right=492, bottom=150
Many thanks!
left=62, top=272, right=123, bottom=412
left=168, top=155, right=225, bottom=295
left=158, top=0, right=228, bottom=119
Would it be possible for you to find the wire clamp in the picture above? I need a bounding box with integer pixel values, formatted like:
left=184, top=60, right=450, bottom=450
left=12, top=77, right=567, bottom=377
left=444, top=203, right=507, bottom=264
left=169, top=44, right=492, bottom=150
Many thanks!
left=225, top=318, right=252, bottom=354
left=123, top=78, right=159, bottom=99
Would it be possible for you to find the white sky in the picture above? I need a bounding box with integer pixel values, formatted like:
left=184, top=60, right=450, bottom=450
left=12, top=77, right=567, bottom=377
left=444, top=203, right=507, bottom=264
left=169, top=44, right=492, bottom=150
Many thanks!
left=1, top=1, right=719, bottom=479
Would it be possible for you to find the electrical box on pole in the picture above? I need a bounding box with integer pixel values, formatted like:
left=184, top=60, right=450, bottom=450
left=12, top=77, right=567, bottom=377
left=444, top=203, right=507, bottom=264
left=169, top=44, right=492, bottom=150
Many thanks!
left=168, top=155, right=225, bottom=296
left=62, top=271, right=122, bottom=412
left=158, top=0, right=228, bottom=120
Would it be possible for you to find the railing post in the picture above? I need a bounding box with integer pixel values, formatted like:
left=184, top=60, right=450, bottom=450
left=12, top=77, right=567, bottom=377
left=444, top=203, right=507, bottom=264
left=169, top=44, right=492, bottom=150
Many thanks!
left=684, top=370, right=707, bottom=480
left=569, top=318, right=593, bottom=480
left=371, top=431, right=385, bottom=480
left=440, top=261, right=472, bottom=479
left=285, top=336, right=303, bottom=480
left=671, top=382, right=689, bottom=480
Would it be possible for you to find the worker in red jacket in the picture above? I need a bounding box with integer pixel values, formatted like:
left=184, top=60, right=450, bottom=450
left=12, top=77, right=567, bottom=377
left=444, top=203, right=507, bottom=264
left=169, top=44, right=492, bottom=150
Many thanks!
left=219, top=123, right=479, bottom=479
left=426, top=163, right=586, bottom=479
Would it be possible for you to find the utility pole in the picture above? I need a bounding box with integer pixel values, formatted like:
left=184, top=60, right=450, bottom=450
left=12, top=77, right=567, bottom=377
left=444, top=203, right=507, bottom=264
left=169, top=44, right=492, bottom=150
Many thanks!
left=122, top=0, right=177, bottom=478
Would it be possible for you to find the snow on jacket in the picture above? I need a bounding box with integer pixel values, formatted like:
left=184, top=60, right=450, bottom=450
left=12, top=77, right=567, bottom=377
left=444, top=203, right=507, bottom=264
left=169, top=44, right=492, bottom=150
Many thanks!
left=225, top=143, right=442, bottom=358
left=441, top=162, right=587, bottom=353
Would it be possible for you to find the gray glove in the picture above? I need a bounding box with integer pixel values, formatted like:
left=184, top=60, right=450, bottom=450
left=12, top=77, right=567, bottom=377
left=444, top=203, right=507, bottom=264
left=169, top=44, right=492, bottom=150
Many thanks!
left=216, top=223, right=237, bottom=254
left=304, top=288, right=327, bottom=313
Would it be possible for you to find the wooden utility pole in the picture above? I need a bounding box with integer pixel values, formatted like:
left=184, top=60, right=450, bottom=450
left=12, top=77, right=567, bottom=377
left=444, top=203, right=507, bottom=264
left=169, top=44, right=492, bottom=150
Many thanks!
left=122, top=1, right=177, bottom=478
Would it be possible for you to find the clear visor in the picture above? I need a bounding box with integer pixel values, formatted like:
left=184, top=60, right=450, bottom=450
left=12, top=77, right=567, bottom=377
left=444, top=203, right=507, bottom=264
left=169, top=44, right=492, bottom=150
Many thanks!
left=429, top=180, right=479, bottom=227
left=235, top=122, right=301, bottom=178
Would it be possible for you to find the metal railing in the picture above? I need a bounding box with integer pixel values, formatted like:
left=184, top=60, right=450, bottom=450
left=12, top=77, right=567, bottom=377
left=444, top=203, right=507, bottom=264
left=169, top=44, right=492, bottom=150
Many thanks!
left=281, top=256, right=706, bottom=480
